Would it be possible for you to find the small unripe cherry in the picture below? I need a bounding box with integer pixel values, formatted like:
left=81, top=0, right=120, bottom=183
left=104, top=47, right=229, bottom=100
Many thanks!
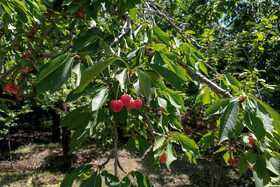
left=121, top=94, right=131, bottom=106
left=125, top=100, right=135, bottom=109
left=110, top=100, right=123, bottom=112
left=159, top=152, right=166, bottom=163
left=134, top=99, right=142, bottom=110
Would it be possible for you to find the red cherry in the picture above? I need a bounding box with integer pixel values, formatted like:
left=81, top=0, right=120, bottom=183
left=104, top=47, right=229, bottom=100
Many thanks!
left=227, top=158, right=233, bottom=165
left=125, top=100, right=135, bottom=109
left=186, top=27, right=190, bottom=30
left=121, top=94, right=131, bottom=105
left=24, top=53, right=30, bottom=58
left=20, top=67, right=28, bottom=73
left=28, top=66, right=33, bottom=72
left=247, top=162, right=254, bottom=170
left=159, top=152, right=166, bottom=163
left=208, top=18, right=213, bottom=22
left=80, top=7, right=84, bottom=11
left=233, top=158, right=239, bottom=166
left=249, top=137, right=255, bottom=145
left=79, top=11, right=85, bottom=17
left=110, top=100, right=123, bottom=112
left=147, top=139, right=152, bottom=143
left=3, top=83, right=10, bottom=92
left=134, top=99, right=142, bottom=110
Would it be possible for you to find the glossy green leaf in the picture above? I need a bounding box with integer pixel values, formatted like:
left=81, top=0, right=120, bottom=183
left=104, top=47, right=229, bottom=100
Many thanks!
left=205, top=98, right=230, bottom=116
left=218, top=101, right=239, bottom=144
left=254, top=97, right=280, bottom=133
left=136, top=69, right=153, bottom=102
left=237, top=155, right=248, bottom=175
left=102, top=171, right=120, bottom=187
left=60, top=106, right=88, bottom=127
left=224, top=74, right=240, bottom=89
left=61, top=165, right=92, bottom=187
left=148, top=64, right=184, bottom=91
left=91, top=88, right=109, bottom=111
left=75, top=57, right=119, bottom=93
left=153, top=136, right=166, bottom=151
left=243, top=112, right=266, bottom=140
left=266, top=154, right=280, bottom=175
left=253, top=157, right=270, bottom=187
left=166, top=141, right=177, bottom=169
left=200, top=132, right=214, bottom=150
left=131, top=171, right=154, bottom=187
left=115, top=69, right=128, bottom=91
left=175, top=133, right=199, bottom=154
left=153, top=26, right=170, bottom=46
left=37, top=54, right=71, bottom=83
left=50, top=56, right=75, bottom=93
left=80, top=172, right=98, bottom=187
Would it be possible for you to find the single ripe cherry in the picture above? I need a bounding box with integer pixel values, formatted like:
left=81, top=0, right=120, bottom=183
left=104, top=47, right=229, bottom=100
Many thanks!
left=24, top=53, right=30, bottom=58
left=147, top=139, right=152, bottom=143
left=249, top=137, right=255, bottom=145
left=159, top=152, right=166, bottom=163
left=134, top=99, right=142, bottom=110
left=227, top=158, right=232, bottom=165
left=233, top=158, right=239, bottom=166
left=125, top=100, right=135, bottom=109
left=80, top=7, right=84, bottom=11
left=121, top=94, right=131, bottom=106
left=247, top=162, right=254, bottom=170
left=110, top=100, right=123, bottom=112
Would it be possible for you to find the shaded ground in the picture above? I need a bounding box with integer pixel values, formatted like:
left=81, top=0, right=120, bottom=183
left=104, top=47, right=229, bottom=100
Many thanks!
left=0, top=140, right=254, bottom=187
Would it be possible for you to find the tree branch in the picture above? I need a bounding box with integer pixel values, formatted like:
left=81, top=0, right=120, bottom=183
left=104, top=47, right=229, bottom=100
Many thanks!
left=177, top=59, right=233, bottom=98
left=141, top=144, right=153, bottom=160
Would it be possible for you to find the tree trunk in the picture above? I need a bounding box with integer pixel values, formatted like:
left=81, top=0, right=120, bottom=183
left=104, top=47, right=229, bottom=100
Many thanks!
left=59, top=99, right=73, bottom=168
left=50, top=109, right=61, bottom=142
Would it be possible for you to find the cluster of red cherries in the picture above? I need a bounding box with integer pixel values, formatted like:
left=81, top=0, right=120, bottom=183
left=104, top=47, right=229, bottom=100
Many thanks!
left=79, top=7, right=85, bottom=17
left=227, top=137, right=255, bottom=170
left=4, top=80, right=19, bottom=94
left=110, top=94, right=142, bottom=112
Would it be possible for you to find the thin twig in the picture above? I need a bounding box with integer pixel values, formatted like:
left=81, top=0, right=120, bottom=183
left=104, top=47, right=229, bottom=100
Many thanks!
left=113, top=121, right=118, bottom=177
left=141, top=144, right=153, bottom=160
left=117, top=158, right=127, bottom=174
left=110, top=21, right=129, bottom=47
left=99, top=151, right=114, bottom=169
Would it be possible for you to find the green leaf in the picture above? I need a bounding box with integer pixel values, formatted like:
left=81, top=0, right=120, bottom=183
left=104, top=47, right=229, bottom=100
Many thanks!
left=199, top=61, right=208, bottom=75
left=61, top=165, right=92, bottom=187
left=153, top=136, right=166, bottom=151
left=75, top=57, right=119, bottom=93
left=70, top=126, right=88, bottom=152
left=131, top=171, right=154, bottom=187
left=91, top=88, right=109, bottom=111
left=243, top=112, right=266, bottom=140
left=80, top=172, right=98, bottom=187
left=175, top=133, right=199, bottom=154
left=66, top=84, right=102, bottom=102
left=136, top=69, right=153, bottom=102
left=148, top=64, right=184, bottom=91
left=153, top=26, right=170, bottom=46
left=253, top=157, right=270, bottom=187
left=50, top=56, right=75, bottom=93
left=237, top=155, right=248, bottom=175
left=165, top=141, right=177, bottom=169
left=224, top=74, right=240, bottom=89
left=200, top=132, right=214, bottom=150
left=265, top=154, right=280, bottom=175
left=119, top=176, right=131, bottom=187
left=62, top=0, right=72, bottom=6
left=254, top=97, right=280, bottom=133
left=115, top=69, right=128, bottom=91
left=14, top=6, right=28, bottom=23
left=247, top=152, right=257, bottom=165
left=102, top=171, right=120, bottom=187
left=218, top=101, right=239, bottom=144
left=205, top=98, right=230, bottom=116
left=214, top=146, right=227, bottom=154
left=60, top=106, right=88, bottom=127
left=37, top=54, right=71, bottom=83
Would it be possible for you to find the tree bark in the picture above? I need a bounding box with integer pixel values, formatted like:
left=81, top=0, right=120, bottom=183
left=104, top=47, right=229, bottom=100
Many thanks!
left=49, top=109, right=61, bottom=142
left=59, top=99, right=73, bottom=168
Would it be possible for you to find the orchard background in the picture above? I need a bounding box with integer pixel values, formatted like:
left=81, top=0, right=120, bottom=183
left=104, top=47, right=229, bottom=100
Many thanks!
left=0, top=0, right=280, bottom=186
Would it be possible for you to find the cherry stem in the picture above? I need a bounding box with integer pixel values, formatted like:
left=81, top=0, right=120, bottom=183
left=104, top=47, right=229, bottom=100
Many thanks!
left=116, top=83, right=120, bottom=100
